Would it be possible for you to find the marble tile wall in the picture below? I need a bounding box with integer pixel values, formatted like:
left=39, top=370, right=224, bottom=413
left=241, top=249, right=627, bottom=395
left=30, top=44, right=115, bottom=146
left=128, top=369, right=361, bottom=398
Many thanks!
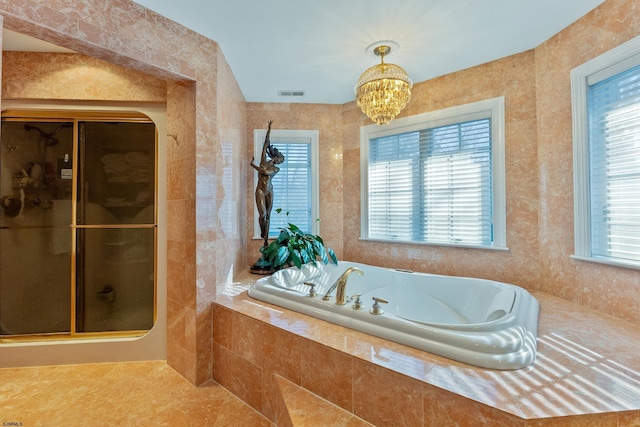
left=250, top=0, right=640, bottom=324
left=342, top=50, right=542, bottom=291
left=0, top=0, right=247, bottom=385
left=166, top=79, right=199, bottom=383
left=1, top=52, right=167, bottom=102
left=402, top=0, right=639, bottom=322
left=1, top=0, right=640, bottom=398
left=534, top=0, right=640, bottom=322
left=252, top=51, right=543, bottom=291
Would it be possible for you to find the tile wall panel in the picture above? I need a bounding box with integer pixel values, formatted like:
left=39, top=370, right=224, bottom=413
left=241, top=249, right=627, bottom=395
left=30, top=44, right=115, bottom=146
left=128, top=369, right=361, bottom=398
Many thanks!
left=534, top=0, right=640, bottom=320
left=245, top=0, right=638, bottom=327
left=0, top=0, right=247, bottom=385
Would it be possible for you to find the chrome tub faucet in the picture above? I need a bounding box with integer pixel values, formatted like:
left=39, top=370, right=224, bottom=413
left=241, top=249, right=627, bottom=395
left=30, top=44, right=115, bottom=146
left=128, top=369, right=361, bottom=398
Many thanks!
left=322, top=266, right=364, bottom=305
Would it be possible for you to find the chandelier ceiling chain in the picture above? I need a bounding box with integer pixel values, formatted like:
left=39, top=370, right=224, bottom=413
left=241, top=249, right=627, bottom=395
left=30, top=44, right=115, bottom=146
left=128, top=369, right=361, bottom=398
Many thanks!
left=355, top=43, right=413, bottom=126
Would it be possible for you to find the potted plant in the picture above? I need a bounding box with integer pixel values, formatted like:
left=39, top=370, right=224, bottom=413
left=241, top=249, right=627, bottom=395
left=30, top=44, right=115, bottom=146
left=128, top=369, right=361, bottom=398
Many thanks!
left=261, top=209, right=338, bottom=271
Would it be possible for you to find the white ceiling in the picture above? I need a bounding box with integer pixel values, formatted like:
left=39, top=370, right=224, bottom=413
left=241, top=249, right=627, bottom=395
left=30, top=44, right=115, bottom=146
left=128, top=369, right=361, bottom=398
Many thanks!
left=3, top=0, right=605, bottom=104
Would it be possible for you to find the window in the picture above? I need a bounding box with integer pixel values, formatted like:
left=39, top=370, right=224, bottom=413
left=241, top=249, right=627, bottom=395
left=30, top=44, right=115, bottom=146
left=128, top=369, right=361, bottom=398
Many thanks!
left=360, top=97, right=506, bottom=249
left=571, top=35, right=640, bottom=269
left=253, top=129, right=319, bottom=237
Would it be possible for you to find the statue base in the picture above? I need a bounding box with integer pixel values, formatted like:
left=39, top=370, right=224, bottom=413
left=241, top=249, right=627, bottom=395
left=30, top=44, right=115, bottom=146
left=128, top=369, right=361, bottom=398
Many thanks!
left=250, top=257, right=273, bottom=275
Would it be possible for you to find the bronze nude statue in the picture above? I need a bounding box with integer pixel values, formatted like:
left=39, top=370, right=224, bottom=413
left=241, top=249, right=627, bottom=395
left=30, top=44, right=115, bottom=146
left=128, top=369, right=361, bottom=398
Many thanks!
left=251, top=120, right=285, bottom=248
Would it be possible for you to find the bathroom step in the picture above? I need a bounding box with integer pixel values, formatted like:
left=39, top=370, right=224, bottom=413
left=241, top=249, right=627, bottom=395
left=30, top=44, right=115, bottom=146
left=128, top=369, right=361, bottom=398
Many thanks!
left=273, top=375, right=373, bottom=427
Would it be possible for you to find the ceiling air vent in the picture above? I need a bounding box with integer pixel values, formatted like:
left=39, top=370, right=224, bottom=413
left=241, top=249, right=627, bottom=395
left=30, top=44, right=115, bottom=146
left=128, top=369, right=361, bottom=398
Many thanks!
left=278, top=90, right=305, bottom=97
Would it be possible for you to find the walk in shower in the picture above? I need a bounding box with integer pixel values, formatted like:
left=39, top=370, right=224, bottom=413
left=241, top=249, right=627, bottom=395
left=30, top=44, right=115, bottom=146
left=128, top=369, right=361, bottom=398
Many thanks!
left=0, top=112, right=157, bottom=340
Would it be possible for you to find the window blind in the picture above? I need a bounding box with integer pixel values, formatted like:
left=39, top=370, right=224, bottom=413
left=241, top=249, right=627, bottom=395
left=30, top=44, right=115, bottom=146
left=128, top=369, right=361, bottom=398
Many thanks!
left=368, top=118, right=493, bottom=245
left=588, top=63, right=640, bottom=262
left=270, top=142, right=312, bottom=235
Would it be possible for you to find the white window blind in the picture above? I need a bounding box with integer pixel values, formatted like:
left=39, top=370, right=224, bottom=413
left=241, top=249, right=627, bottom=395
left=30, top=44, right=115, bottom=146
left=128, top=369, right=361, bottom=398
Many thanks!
left=270, top=142, right=312, bottom=236
left=368, top=119, right=493, bottom=246
left=587, top=64, right=640, bottom=262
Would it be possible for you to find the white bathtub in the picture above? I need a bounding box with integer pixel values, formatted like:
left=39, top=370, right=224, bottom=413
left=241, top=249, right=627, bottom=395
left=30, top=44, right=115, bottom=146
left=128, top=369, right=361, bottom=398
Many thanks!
left=248, top=261, right=539, bottom=370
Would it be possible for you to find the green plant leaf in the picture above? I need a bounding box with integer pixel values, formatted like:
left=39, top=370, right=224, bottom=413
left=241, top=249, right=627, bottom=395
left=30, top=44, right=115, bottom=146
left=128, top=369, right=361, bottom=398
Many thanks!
left=288, top=223, right=301, bottom=233
left=319, top=246, right=329, bottom=264
left=276, top=228, right=290, bottom=244
left=291, top=249, right=302, bottom=268
left=263, top=241, right=278, bottom=258
left=328, top=248, right=338, bottom=265
left=274, top=245, right=290, bottom=268
left=259, top=218, right=338, bottom=270
left=300, top=247, right=309, bottom=263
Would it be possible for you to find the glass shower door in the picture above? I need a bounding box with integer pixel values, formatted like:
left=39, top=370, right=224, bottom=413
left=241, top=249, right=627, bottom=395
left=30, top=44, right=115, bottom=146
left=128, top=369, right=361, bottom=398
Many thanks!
left=75, top=121, right=156, bottom=333
left=0, top=120, right=73, bottom=335
left=1, top=114, right=157, bottom=339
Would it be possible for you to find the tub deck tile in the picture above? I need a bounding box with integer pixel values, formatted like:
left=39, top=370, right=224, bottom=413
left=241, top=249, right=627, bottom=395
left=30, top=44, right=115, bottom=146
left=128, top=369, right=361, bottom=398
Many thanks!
left=216, top=271, right=640, bottom=425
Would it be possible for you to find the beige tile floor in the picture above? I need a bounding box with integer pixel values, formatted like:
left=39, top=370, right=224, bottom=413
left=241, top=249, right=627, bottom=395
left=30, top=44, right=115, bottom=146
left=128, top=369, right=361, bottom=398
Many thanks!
left=0, top=360, right=273, bottom=426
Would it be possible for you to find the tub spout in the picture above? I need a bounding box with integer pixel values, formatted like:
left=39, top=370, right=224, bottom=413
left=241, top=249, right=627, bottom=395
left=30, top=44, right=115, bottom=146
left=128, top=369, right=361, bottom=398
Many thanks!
left=322, top=267, right=364, bottom=305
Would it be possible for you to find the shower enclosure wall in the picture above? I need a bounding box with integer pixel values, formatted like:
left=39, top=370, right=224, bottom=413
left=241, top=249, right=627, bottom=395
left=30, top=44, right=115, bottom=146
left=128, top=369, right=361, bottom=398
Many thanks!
left=0, top=111, right=157, bottom=340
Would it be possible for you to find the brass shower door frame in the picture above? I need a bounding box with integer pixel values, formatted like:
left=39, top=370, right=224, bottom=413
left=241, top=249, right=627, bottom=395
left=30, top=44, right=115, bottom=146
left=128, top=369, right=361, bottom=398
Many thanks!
left=0, top=110, right=158, bottom=343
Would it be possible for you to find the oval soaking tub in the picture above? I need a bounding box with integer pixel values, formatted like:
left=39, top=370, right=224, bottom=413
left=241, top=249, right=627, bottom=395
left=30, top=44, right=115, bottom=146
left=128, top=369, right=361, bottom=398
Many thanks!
left=248, top=261, right=539, bottom=370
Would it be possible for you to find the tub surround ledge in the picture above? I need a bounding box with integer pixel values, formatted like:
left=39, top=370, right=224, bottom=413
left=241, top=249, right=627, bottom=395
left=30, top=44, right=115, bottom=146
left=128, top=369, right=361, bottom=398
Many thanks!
left=212, top=269, right=640, bottom=426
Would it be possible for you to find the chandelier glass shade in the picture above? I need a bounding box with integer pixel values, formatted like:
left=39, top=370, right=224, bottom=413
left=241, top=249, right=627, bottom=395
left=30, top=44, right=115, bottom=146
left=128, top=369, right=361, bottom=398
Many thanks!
left=355, top=45, right=413, bottom=125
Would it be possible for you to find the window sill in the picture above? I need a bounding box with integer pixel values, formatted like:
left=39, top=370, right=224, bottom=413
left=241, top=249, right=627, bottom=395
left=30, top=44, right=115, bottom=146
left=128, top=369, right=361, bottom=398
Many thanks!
left=359, top=237, right=509, bottom=251
left=571, top=254, right=640, bottom=271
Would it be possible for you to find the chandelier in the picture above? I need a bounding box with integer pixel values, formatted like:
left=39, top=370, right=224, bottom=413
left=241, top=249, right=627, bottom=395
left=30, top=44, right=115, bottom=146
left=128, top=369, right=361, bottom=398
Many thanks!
left=355, top=44, right=413, bottom=125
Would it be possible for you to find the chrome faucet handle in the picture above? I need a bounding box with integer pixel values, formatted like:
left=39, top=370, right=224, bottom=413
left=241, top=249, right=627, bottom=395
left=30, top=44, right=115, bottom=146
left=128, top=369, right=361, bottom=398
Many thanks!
left=303, top=282, right=317, bottom=298
left=351, top=293, right=365, bottom=310
left=370, top=297, right=388, bottom=315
